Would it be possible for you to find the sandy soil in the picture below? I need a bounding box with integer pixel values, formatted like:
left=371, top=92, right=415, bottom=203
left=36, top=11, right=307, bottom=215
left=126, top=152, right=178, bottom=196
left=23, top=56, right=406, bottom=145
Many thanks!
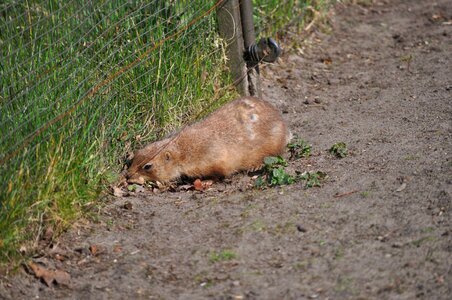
left=1, top=0, right=451, bottom=299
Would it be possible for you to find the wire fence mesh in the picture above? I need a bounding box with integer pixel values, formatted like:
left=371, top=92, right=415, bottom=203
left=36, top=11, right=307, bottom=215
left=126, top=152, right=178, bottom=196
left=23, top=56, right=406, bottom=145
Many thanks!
left=0, top=0, right=239, bottom=257
left=1, top=0, right=230, bottom=163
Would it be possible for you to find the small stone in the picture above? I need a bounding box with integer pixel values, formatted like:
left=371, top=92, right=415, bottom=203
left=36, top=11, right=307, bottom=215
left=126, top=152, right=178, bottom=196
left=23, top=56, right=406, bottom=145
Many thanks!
left=123, top=201, right=133, bottom=210
left=297, top=225, right=307, bottom=233
left=392, top=242, right=403, bottom=248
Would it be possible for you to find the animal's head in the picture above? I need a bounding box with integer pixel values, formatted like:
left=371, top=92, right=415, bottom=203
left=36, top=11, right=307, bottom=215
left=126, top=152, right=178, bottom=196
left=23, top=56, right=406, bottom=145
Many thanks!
left=125, top=140, right=179, bottom=184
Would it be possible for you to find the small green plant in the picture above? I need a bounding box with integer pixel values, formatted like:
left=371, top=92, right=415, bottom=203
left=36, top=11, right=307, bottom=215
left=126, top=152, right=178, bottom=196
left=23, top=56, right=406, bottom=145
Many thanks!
left=255, top=156, right=327, bottom=189
left=255, top=156, right=295, bottom=187
left=421, top=227, right=434, bottom=233
left=250, top=220, right=266, bottom=232
left=287, top=138, right=311, bottom=159
left=329, top=142, right=348, bottom=158
left=209, top=249, right=237, bottom=263
left=403, top=154, right=419, bottom=161
left=264, top=156, right=288, bottom=168
left=105, top=219, right=114, bottom=230
left=360, top=191, right=370, bottom=198
left=335, top=276, right=356, bottom=294
left=334, top=247, right=345, bottom=260
left=411, top=236, right=435, bottom=247
left=297, top=171, right=327, bottom=188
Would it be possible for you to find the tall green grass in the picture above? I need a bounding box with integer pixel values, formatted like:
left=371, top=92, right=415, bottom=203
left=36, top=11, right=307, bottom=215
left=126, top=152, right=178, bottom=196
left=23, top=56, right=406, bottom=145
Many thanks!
left=0, top=0, right=335, bottom=268
left=254, top=0, right=334, bottom=38
left=0, top=0, right=236, bottom=267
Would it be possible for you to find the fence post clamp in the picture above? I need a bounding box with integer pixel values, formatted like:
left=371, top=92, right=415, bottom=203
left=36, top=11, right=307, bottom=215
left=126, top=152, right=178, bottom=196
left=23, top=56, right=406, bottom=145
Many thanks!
left=245, top=37, right=281, bottom=64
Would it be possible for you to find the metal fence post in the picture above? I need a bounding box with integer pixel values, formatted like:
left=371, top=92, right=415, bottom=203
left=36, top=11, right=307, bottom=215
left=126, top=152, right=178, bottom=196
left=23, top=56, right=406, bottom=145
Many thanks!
left=217, top=0, right=249, bottom=96
left=239, top=0, right=261, bottom=97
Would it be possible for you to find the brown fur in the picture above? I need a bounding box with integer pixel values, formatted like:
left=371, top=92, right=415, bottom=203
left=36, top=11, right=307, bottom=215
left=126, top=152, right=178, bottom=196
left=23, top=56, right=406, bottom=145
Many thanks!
left=126, top=96, right=290, bottom=184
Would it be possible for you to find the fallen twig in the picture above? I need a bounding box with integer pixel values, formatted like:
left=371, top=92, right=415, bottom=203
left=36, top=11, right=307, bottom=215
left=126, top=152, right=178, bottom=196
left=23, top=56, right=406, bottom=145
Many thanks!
left=334, top=190, right=359, bottom=198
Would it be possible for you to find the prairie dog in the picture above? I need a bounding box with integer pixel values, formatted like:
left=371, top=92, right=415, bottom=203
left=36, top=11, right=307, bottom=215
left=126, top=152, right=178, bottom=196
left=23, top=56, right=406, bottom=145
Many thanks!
left=126, top=96, right=290, bottom=184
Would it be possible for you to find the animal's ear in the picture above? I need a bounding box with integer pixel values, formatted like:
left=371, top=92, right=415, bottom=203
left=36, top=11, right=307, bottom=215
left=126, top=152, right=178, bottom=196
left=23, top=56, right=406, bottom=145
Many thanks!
left=165, top=151, right=171, bottom=161
left=143, top=163, right=153, bottom=171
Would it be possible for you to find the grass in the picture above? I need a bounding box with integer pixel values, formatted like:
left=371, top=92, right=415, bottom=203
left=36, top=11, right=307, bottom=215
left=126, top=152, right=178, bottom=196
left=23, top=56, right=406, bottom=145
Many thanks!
left=0, top=0, right=336, bottom=268
left=403, top=154, right=420, bottom=161
left=329, top=142, right=348, bottom=158
left=335, top=276, right=356, bottom=294
left=0, top=0, right=236, bottom=267
left=253, top=0, right=335, bottom=38
left=288, top=138, right=312, bottom=159
left=411, top=236, right=435, bottom=248
left=360, top=191, right=371, bottom=198
left=209, top=249, right=238, bottom=263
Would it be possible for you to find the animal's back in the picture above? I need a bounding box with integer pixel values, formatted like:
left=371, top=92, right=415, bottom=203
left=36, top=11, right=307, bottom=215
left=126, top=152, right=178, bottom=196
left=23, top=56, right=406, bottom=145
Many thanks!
left=177, top=96, right=289, bottom=177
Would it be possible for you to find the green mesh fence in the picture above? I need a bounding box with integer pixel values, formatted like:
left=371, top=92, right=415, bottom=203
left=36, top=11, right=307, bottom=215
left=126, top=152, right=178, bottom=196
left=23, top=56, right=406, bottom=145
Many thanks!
left=0, top=0, right=235, bottom=261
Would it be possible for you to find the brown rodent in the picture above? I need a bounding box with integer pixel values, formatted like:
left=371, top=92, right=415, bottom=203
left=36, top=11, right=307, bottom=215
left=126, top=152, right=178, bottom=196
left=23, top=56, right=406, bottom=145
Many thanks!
left=126, top=96, right=290, bottom=184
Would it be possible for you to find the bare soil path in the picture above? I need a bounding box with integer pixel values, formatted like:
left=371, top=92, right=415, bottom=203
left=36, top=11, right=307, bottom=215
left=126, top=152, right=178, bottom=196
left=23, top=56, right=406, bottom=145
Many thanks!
left=1, top=0, right=451, bottom=299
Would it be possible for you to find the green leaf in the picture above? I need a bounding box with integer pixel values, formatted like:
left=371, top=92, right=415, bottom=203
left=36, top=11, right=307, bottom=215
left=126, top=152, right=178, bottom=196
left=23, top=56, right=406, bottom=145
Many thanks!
left=287, top=138, right=311, bottom=159
left=329, top=142, right=348, bottom=158
left=297, top=171, right=327, bottom=188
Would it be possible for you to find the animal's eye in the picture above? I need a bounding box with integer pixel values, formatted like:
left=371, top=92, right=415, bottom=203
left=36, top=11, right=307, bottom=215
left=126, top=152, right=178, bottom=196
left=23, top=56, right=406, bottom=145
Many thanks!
left=143, top=163, right=152, bottom=171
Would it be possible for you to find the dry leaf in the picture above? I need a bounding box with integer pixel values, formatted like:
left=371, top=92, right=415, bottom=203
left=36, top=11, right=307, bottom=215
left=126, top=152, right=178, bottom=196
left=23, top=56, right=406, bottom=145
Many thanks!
left=54, top=254, right=66, bottom=261
left=135, top=185, right=145, bottom=193
left=193, top=179, right=213, bottom=191
left=178, top=184, right=194, bottom=191
left=53, top=269, right=71, bottom=286
left=113, top=186, right=124, bottom=197
left=431, top=14, right=443, bottom=21
left=396, top=182, right=407, bottom=192
left=29, top=262, right=71, bottom=287
left=193, top=179, right=203, bottom=191
left=89, top=244, right=98, bottom=256
left=321, top=57, right=333, bottom=65
left=29, top=262, right=53, bottom=286
left=49, top=245, right=69, bottom=261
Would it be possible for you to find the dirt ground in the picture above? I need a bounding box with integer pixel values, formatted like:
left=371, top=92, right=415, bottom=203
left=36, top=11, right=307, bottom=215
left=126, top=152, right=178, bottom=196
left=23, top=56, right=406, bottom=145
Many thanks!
left=1, top=0, right=451, bottom=299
